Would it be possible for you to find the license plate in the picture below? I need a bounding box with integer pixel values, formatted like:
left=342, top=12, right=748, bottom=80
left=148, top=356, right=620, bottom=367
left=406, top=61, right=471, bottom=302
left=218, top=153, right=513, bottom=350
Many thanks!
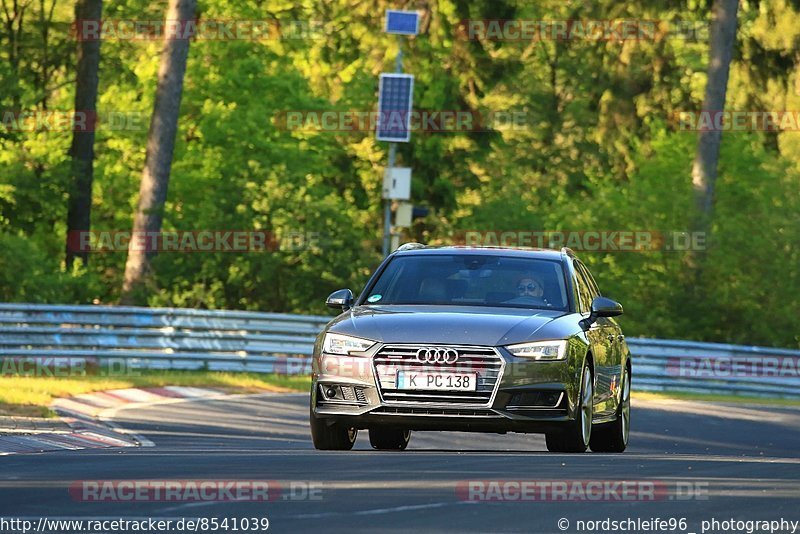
left=396, top=371, right=477, bottom=391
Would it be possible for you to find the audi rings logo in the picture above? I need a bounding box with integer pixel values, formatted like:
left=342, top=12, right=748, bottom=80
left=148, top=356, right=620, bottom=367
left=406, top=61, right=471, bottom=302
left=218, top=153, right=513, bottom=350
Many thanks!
left=415, top=347, right=460, bottom=364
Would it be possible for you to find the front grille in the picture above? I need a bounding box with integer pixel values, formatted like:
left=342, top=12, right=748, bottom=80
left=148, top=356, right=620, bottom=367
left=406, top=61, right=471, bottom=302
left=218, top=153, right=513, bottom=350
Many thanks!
left=374, top=345, right=504, bottom=406
left=341, top=386, right=356, bottom=401
left=355, top=387, right=367, bottom=403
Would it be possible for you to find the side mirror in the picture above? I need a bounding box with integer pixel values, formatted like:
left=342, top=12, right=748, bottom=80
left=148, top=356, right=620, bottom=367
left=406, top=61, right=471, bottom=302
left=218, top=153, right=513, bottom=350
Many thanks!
left=326, top=289, right=354, bottom=311
left=591, top=296, right=623, bottom=318
left=581, top=296, right=623, bottom=329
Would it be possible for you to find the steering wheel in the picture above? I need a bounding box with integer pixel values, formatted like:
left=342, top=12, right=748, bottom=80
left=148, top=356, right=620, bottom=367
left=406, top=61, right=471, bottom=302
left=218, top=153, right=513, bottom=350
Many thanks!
left=504, top=295, right=549, bottom=307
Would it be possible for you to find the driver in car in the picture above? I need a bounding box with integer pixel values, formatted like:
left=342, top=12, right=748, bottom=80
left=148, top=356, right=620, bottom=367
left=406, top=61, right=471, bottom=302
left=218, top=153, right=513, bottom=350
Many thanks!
left=517, top=276, right=544, bottom=299
left=507, top=275, right=550, bottom=307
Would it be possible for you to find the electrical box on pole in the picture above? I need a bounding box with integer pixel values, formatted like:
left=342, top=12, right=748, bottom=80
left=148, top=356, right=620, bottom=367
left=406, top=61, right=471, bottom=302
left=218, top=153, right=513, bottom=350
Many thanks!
left=382, top=167, right=411, bottom=200
left=395, top=202, right=413, bottom=228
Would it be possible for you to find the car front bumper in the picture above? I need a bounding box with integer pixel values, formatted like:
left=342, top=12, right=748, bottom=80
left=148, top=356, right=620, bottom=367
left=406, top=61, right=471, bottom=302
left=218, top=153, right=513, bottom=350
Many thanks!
left=311, top=343, right=584, bottom=434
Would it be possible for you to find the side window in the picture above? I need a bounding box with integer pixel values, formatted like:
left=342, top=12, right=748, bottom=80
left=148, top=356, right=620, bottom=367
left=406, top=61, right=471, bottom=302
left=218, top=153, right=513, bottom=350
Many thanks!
left=573, top=264, right=593, bottom=314
left=578, top=261, right=602, bottom=297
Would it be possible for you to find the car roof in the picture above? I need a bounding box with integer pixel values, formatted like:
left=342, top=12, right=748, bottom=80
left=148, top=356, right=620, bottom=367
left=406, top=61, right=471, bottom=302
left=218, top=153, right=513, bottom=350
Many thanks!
left=392, top=245, right=574, bottom=261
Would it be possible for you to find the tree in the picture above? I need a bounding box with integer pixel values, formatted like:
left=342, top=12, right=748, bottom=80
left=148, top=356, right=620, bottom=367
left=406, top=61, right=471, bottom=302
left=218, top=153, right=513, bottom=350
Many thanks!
left=65, top=0, right=101, bottom=268
left=120, top=0, right=197, bottom=303
left=690, top=0, right=740, bottom=250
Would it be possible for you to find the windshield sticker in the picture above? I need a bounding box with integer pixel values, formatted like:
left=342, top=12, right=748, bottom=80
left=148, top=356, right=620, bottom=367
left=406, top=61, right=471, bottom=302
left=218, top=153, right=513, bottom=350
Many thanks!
left=367, top=294, right=382, bottom=303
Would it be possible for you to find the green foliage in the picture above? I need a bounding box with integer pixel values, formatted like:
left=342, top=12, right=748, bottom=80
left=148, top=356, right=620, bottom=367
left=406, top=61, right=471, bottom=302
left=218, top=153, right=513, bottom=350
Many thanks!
left=0, top=0, right=798, bottom=346
left=0, top=233, right=103, bottom=303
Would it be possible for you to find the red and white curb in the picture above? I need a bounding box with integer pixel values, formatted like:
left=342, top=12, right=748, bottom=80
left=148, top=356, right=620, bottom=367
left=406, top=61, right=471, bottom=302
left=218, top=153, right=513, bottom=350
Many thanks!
left=0, top=386, right=225, bottom=455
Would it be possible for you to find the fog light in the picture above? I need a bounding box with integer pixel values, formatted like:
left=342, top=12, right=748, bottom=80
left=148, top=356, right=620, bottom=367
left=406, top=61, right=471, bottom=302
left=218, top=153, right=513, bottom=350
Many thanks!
left=325, top=387, right=337, bottom=399
left=507, top=391, right=563, bottom=408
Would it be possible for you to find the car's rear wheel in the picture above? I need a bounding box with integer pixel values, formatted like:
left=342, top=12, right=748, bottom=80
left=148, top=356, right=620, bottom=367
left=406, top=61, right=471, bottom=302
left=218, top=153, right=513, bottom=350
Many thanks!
left=310, top=407, right=358, bottom=450
left=369, top=428, right=411, bottom=450
left=590, top=365, right=630, bottom=453
left=546, top=364, right=593, bottom=453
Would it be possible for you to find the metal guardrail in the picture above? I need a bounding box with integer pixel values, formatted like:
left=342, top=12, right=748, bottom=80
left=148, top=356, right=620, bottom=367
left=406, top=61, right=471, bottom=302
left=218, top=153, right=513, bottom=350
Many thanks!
left=627, top=338, right=800, bottom=399
left=1, top=303, right=798, bottom=399
left=0, top=303, right=328, bottom=375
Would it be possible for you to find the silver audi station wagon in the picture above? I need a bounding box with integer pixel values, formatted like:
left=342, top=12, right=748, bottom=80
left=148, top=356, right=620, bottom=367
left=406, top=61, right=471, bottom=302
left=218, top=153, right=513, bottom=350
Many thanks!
left=310, top=245, right=631, bottom=453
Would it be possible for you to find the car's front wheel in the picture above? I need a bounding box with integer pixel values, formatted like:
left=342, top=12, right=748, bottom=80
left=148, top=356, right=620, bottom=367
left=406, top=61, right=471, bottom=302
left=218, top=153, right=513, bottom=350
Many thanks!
left=310, top=407, right=358, bottom=450
left=590, top=365, right=630, bottom=453
left=369, top=428, right=411, bottom=450
left=546, top=363, right=593, bottom=453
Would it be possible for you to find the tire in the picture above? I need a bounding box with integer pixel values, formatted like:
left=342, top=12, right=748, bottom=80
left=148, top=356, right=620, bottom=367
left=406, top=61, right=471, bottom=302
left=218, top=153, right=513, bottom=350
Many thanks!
left=310, top=406, right=358, bottom=451
left=546, top=363, right=593, bottom=453
left=590, top=364, right=630, bottom=453
left=369, top=428, right=411, bottom=450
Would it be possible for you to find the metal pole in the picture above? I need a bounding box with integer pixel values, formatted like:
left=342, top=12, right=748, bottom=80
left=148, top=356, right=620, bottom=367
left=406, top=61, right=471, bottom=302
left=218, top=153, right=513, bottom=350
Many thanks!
left=382, top=144, right=396, bottom=257
left=395, top=37, right=403, bottom=71
left=382, top=39, right=404, bottom=257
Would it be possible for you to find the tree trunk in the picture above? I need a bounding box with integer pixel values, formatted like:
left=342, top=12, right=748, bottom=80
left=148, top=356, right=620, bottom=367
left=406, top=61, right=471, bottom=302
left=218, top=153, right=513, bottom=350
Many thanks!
left=690, top=0, right=739, bottom=245
left=65, top=0, right=102, bottom=268
left=120, top=0, right=197, bottom=304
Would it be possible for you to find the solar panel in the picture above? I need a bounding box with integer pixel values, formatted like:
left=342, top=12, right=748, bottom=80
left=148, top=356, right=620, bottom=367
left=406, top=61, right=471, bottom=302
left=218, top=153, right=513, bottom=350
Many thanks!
left=376, top=74, right=415, bottom=142
left=385, top=10, right=419, bottom=35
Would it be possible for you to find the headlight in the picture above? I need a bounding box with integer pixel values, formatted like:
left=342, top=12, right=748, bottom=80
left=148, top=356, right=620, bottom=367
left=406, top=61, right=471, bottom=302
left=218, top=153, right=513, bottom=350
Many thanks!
left=505, top=340, right=568, bottom=361
left=322, top=333, right=376, bottom=356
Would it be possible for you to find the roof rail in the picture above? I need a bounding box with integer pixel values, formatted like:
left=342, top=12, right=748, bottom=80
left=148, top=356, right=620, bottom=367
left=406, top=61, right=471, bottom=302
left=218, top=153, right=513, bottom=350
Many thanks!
left=396, top=242, right=427, bottom=252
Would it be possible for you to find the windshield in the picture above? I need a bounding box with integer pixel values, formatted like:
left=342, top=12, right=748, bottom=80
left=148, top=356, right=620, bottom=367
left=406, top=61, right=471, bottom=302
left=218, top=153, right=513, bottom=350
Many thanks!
left=361, top=254, right=569, bottom=311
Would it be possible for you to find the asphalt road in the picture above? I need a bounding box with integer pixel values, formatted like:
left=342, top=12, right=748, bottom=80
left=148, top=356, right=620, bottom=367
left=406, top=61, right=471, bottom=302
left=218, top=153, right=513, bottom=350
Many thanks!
left=1, top=393, right=799, bottom=533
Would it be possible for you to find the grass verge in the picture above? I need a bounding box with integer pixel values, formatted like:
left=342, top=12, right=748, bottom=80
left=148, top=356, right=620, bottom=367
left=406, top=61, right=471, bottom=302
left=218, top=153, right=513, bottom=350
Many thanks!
left=4, top=373, right=797, bottom=419
left=632, top=390, right=800, bottom=407
left=0, top=371, right=312, bottom=418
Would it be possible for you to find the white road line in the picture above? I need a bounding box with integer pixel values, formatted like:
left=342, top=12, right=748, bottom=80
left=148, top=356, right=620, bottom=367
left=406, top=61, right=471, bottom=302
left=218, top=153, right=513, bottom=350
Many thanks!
left=156, top=499, right=257, bottom=514
left=290, top=500, right=476, bottom=519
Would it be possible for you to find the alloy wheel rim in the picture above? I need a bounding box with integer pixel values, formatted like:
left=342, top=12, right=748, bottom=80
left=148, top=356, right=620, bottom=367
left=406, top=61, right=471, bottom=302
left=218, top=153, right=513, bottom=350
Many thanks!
left=621, top=370, right=631, bottom=444
left=581, top=367, right=593, bottom=445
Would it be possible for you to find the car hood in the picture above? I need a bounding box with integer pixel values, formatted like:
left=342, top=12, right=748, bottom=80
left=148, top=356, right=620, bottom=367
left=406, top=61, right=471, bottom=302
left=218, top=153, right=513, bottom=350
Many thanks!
left=326, top=305, right=572, bottom=346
